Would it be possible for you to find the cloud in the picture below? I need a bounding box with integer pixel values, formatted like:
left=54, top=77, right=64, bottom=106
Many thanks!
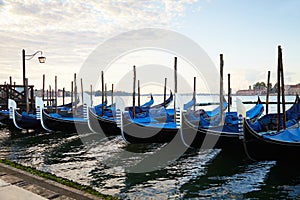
left=1, top=0, right=197, bottom=34
left=0, top=0, right=200, bottom=88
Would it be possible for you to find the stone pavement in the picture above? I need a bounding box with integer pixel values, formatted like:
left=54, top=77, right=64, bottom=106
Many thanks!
left=0, top=178, right=47, bottom=200
left=0, top=163, right=102, bottom=200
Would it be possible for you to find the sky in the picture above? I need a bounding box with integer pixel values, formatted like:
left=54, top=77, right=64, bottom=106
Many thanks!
left=0, top=0, right=299, bottom=94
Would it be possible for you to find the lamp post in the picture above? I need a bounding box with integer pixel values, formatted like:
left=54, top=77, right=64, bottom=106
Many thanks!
left=22, top=49, right=46, bottom=87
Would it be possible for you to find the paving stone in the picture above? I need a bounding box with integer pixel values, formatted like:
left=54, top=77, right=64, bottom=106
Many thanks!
left=0, top=172, right=7, bottom=176
left=23, top=184, right=60, bottom=199
left=52, top=194, right=77, bottom=200
left=0, top=179, right=10, bottom=187
left=0, top=174, right=23, bottom=184
left=0, top=185, right=47, bottom=200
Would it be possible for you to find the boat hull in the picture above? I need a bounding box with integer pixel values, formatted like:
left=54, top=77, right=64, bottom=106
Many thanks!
left=122, top=114, right=179, bottom=144
left=181, top=114, right=242, bottom=150
left=88, top=108, right=120, bottom=135
left=14, top=111, right=43, bottom=130
left=42, top=109, right=90, bottom=133
left=0, top=110, right=13, bottom=127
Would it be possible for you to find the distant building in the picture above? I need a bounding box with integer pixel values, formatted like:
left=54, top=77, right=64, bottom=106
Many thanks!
left=236, top=89, right=255, bottom=96
left=236, top=88, right=266, bottom=96
left=286, top=84, right=300, bottom=95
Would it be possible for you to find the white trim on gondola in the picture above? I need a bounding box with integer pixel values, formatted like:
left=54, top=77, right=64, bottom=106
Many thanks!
left=8, top=99, right=23, bottom=130
left=35, top=97, right=53, bottom=132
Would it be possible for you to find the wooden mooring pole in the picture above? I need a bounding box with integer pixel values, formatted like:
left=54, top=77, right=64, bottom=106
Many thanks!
left=220, top=54, right=224, bottom=124
left=164, top=78, right=167, bottom=105
left=105, top=83, right=107, bottom=104
left=81, top=78, right=84, bottom=105
left=74, top=73, right=77, bottom=115
left=111, top=84, right=114, bottom=106
left=228, top=73, right=231, bottom=112
left=25, top=78, right=29, bottom=114
left=46, top=89, right=49, bottom=107
left=279, top=46, right=286, bottom=130
left=266, top=71, right=271, bottom=114
left=101, top=71, right=104, bottom=116
left=71, top=81, right=73, bottom=112
left=193, top=77, right=196, bottom=111
left=138, top=80, right=141, bottom=107
left=62, top=87, right=65, bottom=105
left=42, top=74, right=45, bottom=101
left=277, top=46, right=281, bottom=132
left=49, top=85, right=52, bottom=107
left=55, top=76, right=58, bottom=113
left=90, top=84, right=93, bottom=107
left=132, top=66, right=136, bottom=118
left=174, top=57, right=177, bottom=122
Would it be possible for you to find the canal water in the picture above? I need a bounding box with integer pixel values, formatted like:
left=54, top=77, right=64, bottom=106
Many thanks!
left=0, top=95, right=299, bottom=199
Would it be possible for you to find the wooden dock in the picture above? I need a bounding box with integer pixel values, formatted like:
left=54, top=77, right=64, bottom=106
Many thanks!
left=0, top=84, right=35, bottom=111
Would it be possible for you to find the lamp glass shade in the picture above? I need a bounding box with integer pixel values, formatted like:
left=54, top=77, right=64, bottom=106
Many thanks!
left=38, top=56, right=46, bottom=63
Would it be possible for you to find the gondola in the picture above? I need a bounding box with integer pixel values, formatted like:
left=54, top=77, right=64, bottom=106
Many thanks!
left=121, top=110, right=179, bottom=143
left=180, top=97, right=264, bottom=149
left=41, top=108, right=90, bottom=133
left=39, top=95, right=92, bottom=133
left=13, top=110, right=43, bottom=130
left=121, top=93, right=188, bottom=144
left=88, top=104, right=120, bottom=135
left=88, top=94, right=154, bottom=135
left=88, top=93, right=171, bottom=136
left=8, top=99, right=43, bottom=131
left=243, top=118, right=300, bottom=161
left=242, top=94, right=300, bottom=161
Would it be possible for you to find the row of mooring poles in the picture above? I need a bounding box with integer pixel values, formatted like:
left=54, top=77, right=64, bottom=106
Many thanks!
left=41, top=74, right=63, bottom=113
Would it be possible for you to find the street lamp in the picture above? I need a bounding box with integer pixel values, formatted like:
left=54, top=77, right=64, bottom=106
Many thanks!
left=22, top=49, right=46, bottom=86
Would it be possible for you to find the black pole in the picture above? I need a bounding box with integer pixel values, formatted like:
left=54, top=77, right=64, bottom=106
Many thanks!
left=81, top=78, right=84, bottom=105
left=25, top=78, right=29, bottom=114
left=220, top=54, right=224, bottom=124
left=228, top=73, right=231, bottom=112
left=193, top=77, right=196, bottom=111
left=173, top=57, right=177, bottom=122
left=71, top=81, right=73, bottom=111
left=132, top=66, right=136, bottom=118
left=277, top=46, right=281, bottom=132
left=46, top=89, right=49, bottom=107
left=22, top=49, right=26, bottom=87
left=164, top=78, right=167, bottom=104
left=266, top=71, right=270, bottom=114
left=90, top=84, right=93, bottom=107
left=280, top=46, right=286, bottom=130
left=101, top=71, right=104, bottom=116
left=111, top=84, right=114, bottom=106
left=55, top=76, right=58, bottom=113
left=105, top=83, right=107, bottom=103
left=42, top=74, right=45, bottom=101
left=49, top=85, right=52, bottom=106
left=138, top=80, right=141, bottom=107
left=62, top=87, right=65, bottom=105
left=74, top=73, right=77, bottom=115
